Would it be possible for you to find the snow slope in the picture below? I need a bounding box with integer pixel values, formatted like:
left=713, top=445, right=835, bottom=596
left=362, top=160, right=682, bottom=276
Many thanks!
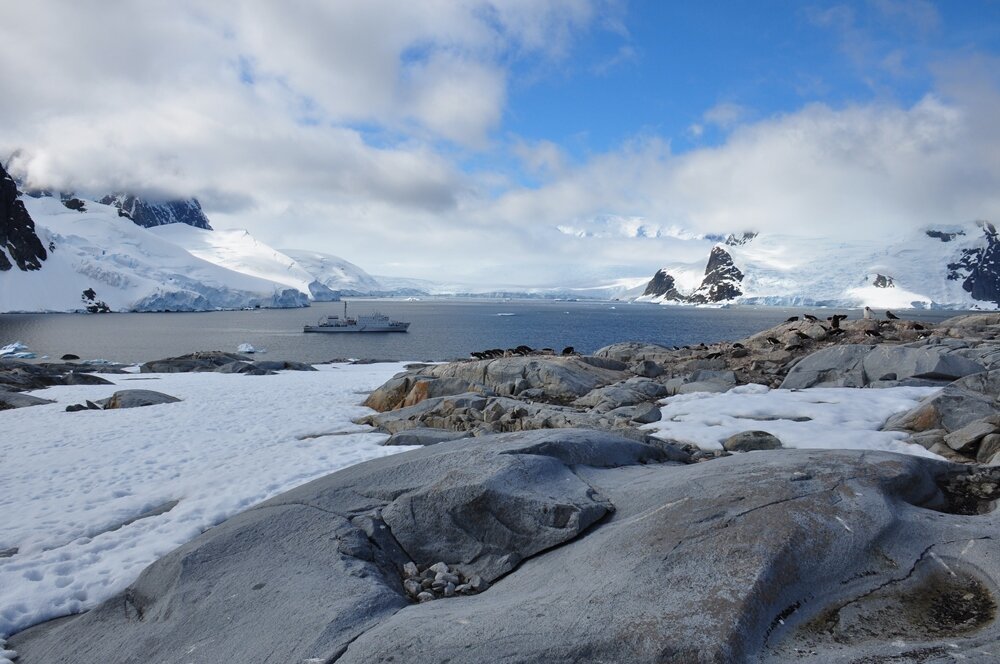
left=639, top=224, right=998, bottom=309
left=282, top=248, right=383, bottom=295
left=0, top=363, right=417, bottom=638
left=0, top=197, right=310, bottom=313
left=154, top=225, right=340, bottom=301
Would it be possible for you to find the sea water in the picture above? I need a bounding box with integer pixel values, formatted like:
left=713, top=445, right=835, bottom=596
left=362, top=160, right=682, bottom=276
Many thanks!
left=0, top=299, right=970, bottom=365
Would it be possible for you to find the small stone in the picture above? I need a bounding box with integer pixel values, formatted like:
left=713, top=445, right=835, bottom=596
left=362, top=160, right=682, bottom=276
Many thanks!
left=790, top=472, right=812, bottom=482
left=422, top=568, right=436, bottom=580
left=722, top=430, right=783, bottom=452
left=455, top=584, right=471, bottom=594
left=402, top=562, right=419, bottom=578
left=469, top=575, right=490, bottom=592
left=420, top=578, right=433, bottom=590
left=431, top=580, right=447, bottom=590
left=403, top=579, right=421, bottom=597
left=429, top=561, right=450, bottom=574
left=443, top=582, right=456, bottom=597
left=65, top=403, right=87, bottom=412
left=417, top=591, right=435, bottom=603
left=435, top=572, right=460, bottom=585
left=86, top=400, right=102, bottom=410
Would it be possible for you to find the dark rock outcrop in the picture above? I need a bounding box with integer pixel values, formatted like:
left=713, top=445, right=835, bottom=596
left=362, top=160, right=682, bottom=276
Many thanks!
left=0, top=163, right=47, bottom=271
left=724, top=231, right=757, bottom=246
left=13, top=434, right=1000, bottom=663
left=689, top=246, right=744, bottom=303
left=99, top=194, right=213, bottom=230
left=873, top=273, right=894, bottom=288
left=642, top=269, right=686, bottom=300
left=947, top=222, right=1000, bottom=305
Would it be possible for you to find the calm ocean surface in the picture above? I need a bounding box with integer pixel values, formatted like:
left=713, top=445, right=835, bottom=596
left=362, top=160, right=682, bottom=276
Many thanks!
left=0, top=300, right=973, bottom=365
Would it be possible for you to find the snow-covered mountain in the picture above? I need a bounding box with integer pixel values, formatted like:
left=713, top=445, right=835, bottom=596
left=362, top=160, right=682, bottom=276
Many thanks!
left=1, top=195, right=309, bottom=312
left=154, top=226, right=341, bottom=301
left=638, top=225, right=1000, bottom=309
left=282, top=249, right=383, bottom=296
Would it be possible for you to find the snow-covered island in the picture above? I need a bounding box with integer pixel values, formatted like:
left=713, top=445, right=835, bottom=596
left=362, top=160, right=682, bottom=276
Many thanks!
left=4, top=312, right=1000, bottom=662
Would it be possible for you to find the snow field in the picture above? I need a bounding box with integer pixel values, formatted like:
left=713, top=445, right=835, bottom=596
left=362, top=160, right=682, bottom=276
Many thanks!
left=0, top=363, right=417, bottom=638
left=643, top=384, right=942, bottom=458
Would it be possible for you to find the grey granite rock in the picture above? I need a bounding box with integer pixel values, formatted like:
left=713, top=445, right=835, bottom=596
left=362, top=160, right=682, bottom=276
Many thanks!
left=883, top=370, right=1000, bottom=434
left=0, top=392, right=55, bottom=409
left=99, top=390, right=181, bottom=409
left=781, top=344, right=984, bottom=389
left=722, top=430, right=783, bottom=452
left=384, top=428, right=470, bottom=446
left=13, top=436, right=1000, bottom=664
left=945, top=418, right=999, bottom=453
left=365, top=356, right=628, bottom=412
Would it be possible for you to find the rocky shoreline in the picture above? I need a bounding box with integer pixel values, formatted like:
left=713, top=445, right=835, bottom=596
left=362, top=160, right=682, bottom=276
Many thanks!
left=6, top=313, right=1000, bottom=662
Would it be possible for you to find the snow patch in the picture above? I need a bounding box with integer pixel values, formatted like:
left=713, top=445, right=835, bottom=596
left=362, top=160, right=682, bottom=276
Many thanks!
left=0, top=363, right=417, bottom=637
left=642, top=384, right=941, bottom=457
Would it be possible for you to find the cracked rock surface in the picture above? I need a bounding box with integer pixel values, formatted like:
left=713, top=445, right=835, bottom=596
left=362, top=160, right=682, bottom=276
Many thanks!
left=12, top=429, right=1000, bottom=663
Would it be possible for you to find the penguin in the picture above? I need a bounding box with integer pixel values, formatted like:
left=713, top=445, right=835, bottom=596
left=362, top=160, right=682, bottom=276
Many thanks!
left=785, top=316, right=799, bottom=322
left=804, top=314, right=818, bottom=322
left=864, top=329, right=881, bottom=337
left=913, top=323, right=925, bottom=330
left=732, top=342, right=745, bottom=349
left=863, top=306, right=874, bottom=320
left=766, top=336, right=781, bottom=345
left=794, top=331, right=810, bottom=339
left=886, top=310, right=900, bottom=320
left=704, top=351, right=722, bottom=359
left=561, top=346, right=575, bottom=356
left=470, top=351, right=484, bottom=360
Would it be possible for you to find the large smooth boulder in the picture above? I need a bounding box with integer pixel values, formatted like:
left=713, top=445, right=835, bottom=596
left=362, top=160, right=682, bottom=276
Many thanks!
left=12, top=435, right=1000, bottom=663
left=10, top=430, right=674, bottom=664
left=781, top=345, right=985, bottom=389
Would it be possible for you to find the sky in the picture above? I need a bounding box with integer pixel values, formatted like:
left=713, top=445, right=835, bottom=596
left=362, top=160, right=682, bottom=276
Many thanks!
left=2, top=0, right=1000, bottom=287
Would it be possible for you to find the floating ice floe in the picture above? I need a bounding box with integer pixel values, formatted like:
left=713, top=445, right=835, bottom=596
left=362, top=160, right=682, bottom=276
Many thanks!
left=642, top=383, right=942, bottom=458
left=237, top=342, right=256, bottom=354
left=0, top=342, right=36, bottom=359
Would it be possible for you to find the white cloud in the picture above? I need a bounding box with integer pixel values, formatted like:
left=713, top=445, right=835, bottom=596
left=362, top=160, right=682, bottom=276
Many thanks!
left=2, top=2, right=1000, bottom=289
left=702, top=102, right=747, bottom=129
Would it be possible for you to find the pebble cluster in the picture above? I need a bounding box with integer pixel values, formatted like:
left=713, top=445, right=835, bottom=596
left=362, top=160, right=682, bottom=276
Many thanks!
left=401, top=561, right=489, bottom=603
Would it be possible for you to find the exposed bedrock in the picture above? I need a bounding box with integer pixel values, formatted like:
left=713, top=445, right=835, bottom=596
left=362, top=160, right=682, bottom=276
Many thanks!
left=13, top=431, right=1000, bottom=663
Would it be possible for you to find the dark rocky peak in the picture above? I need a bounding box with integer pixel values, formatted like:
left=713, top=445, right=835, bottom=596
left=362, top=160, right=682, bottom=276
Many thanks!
left=926, top=229, right=965, bottom=242
left=872, top=274, right=895, bottom=288
left=724, top=231, right=757, bottom=246
left=952, top=222, right=1000, bottom=305
left=99, top=194, right=213, bottom=230
left=690, top=246, right=744, bottom=303
left=642, top=269, right=685, bottom=301
left=0, top=162, right=47, bottom=271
